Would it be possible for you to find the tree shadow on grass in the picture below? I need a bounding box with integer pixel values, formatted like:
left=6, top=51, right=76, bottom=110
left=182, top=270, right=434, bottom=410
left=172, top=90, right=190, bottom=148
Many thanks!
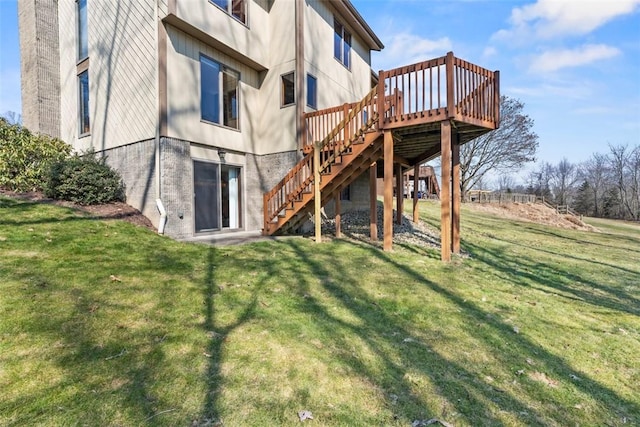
left=245, top=238, right=596, bottom=425
left=192, top=234, right=637, bottom=425
left=464, top=236, right=640, bottom=317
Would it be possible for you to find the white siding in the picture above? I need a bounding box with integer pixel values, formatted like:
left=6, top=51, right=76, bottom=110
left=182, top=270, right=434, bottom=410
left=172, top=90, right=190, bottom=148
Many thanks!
left=58, top=0, right=157, bottom=151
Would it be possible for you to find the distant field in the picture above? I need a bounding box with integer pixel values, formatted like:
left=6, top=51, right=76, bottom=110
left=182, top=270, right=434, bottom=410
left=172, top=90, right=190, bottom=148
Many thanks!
left=1, top=196, right=638, bottom=426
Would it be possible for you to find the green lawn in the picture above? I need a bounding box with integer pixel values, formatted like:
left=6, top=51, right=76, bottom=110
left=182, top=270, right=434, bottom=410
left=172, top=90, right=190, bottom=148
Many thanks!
left=1, top=196, right=638, bottom=426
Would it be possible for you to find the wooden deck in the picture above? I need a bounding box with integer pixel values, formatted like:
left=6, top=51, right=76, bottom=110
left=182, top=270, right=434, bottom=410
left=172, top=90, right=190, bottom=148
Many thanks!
left=264, top=52, right=500, bottom=261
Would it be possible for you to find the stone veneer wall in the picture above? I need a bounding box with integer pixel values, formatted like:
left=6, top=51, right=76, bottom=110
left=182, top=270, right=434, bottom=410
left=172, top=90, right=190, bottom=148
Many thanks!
left=18, top=0, right=61, bottom=138
left=101, top=139, right=158, bottom=229
left=323, top=170, right=371, bottom=217
left=159, top=137, right=193, bottom=239
left=245, top=150, right=300, bottom=232
left=99, top=139, right=370, bottom=239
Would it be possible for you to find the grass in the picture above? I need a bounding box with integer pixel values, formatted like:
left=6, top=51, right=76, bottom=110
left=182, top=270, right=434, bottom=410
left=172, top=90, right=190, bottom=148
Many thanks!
left=0, top=196, right=638, bottom=426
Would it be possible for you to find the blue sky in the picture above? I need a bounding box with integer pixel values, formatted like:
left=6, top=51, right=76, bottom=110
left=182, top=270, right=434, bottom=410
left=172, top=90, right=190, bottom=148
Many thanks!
left=1, top=0, right=639, bottom=178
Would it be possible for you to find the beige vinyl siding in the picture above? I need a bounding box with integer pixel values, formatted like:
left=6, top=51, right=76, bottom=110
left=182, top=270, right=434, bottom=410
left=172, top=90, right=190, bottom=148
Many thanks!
left=304, top=0, right=372, bottom=110
left=58, top=0, right=157, bottom=152
left=165, top=25, right=270, bottom=153
left=172, top=0, right=270, bottom=68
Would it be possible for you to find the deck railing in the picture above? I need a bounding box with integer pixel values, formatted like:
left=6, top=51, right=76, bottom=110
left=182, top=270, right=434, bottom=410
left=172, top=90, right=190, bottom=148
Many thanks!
left=378, top=52, right=500, bottom=129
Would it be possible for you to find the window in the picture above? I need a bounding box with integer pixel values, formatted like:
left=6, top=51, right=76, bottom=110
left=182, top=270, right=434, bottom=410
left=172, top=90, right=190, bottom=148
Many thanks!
left=281, top=72, right=295, bottom=107
left=77, top=0, right=88, bottom=60
left=306, top=74, right=317, bottom=109
left=78, top=70, right=90, bottom=135
left=194, top=161, right=242, bottom=232
left=201, top=55, right=239, bottom=129
left=340, top=184, right=351, bottom=201
left=211, top=0, right=246, bottom=24
left=334, top=19, right=351, bottom=69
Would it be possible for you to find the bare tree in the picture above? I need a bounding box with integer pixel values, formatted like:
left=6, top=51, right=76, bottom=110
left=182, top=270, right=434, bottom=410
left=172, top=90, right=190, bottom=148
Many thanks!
left=608, top=144, right=639, bottom=220
left=527, top=161, right=553, bottom=199
left=550, top=158, right=578, bottom=206
left=1, top=111, right=22, bottom=126
left=459, top=96, right=538, bottom=197
left=579, top=153, right=609, bottom=216
left=496, top=174, right=515, bottom=192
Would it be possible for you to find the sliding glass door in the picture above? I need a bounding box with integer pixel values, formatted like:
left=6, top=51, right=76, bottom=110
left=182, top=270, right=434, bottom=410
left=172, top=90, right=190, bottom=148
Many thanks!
left=194, top=161, right=242, bottom=233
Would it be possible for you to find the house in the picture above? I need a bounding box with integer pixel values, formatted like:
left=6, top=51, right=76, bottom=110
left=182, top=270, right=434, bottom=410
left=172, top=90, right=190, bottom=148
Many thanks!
left=19, top=0, right=500, bottom=261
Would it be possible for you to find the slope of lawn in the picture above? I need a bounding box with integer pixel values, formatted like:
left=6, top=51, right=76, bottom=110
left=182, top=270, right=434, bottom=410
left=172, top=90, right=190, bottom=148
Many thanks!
left=0, top=196, right=638, bottom=426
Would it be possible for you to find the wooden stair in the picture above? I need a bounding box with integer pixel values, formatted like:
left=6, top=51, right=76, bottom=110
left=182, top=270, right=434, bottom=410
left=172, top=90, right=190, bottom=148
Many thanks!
left=263, top=88, right=380, bottom=235
left=263, top=53, right=501, bottom=242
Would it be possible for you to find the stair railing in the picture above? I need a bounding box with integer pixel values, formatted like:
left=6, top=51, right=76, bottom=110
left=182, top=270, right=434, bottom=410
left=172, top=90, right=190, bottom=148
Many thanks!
left=263, top=87, right=379, bottom=229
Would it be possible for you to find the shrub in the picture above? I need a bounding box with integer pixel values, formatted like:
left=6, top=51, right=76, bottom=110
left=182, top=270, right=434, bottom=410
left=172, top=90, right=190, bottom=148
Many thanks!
left=45, top=150, right=125, bottom=205
left=0, top=118, right=71, bottom=191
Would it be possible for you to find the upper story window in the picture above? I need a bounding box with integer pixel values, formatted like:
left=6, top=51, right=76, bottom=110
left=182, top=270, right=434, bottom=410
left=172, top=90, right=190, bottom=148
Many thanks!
left=201, top=55, right=240, bottom=129
left=334, top=19, right=351, bottom=69
left=306, top=74, right=317, bottom=109
left=77, top=0, right=88, bottom=60
left=211, top=0, right=247, bottom=24
left=281, top=72, right=295, bottom=107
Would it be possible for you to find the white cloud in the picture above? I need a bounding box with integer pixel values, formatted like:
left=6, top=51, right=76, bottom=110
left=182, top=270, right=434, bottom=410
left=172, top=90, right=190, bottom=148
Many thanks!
left=494, top=0, right=640, bottom=41
left=482, top=46, right=497, bottom=59
left=372, top=32, right=452, bottom=71
left=529, top=44, right=620, bottom=72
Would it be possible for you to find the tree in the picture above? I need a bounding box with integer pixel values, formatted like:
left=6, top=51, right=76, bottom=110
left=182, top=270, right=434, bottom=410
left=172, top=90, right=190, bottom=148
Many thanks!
left=1, top=111, right=22, bottom=126
left=527, top=161, right=553, bottom=200
left=549, top=158, right=578, bottom=206
left=459, top=96, right=538, bottom=196
left=608, top=144, right=640, bottom=220
left=574, top=181, right=594, bottom=216
left=579, top=153, right=609, bottom=217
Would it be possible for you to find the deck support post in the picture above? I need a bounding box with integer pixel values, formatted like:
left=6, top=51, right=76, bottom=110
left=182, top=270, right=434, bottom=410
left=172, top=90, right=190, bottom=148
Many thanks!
left=452, top=133, right=461, bottom=254
left=440, top=121, right=452, bottom=261
left=383, top=131, right=394, bottom=251
left=413, top=163, right=420, bottom=223
left=370, top=162, right=378, bottom=241
left=314, top=143, right=321, bottom=243
left=335, top=193, right=341, bottom=238
left=396, top=163, right=403, bottom=224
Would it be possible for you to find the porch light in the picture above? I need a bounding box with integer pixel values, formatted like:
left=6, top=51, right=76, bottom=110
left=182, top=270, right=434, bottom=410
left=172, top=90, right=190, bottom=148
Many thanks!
left=218, top=148, right=226, bottom=162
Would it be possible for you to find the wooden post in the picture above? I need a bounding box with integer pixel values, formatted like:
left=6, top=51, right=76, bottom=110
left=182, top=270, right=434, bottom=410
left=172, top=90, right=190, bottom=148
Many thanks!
left=445, top=52, right=455, bottom=118
left=413, top=163, right=420, bottom=223
left=335, top=193, right=341, bottom=238
left=452, top=134, right=461, bottom=254
left=395, top=163, right=403, bottom=224
left=440, top=121, right=451, bottom=262
left=370, top=162, right=378, bottom=241
left=384, top=131, right=393, bottom=251
left=314, top=143, right=321, bottom=243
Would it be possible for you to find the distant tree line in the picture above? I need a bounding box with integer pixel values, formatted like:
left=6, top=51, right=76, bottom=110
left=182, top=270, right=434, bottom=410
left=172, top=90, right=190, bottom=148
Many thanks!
left=495, top=144, right=639, bottom=221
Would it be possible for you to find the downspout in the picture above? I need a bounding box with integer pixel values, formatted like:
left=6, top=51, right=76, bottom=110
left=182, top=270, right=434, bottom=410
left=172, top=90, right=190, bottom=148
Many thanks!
left=295, top=0, right=304, bottom=153
left=154, top=0, right=167, bottom=234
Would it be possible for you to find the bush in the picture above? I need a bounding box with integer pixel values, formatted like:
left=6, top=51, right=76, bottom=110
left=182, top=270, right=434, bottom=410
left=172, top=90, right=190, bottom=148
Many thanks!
left=0, top=118, right=71, bottom=191
left=45, top=150, right=125, bottom=205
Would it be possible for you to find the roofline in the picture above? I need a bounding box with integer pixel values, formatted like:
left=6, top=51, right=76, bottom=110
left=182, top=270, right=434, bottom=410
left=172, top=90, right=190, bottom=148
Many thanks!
left=335, top=0, right=384, bottom=51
